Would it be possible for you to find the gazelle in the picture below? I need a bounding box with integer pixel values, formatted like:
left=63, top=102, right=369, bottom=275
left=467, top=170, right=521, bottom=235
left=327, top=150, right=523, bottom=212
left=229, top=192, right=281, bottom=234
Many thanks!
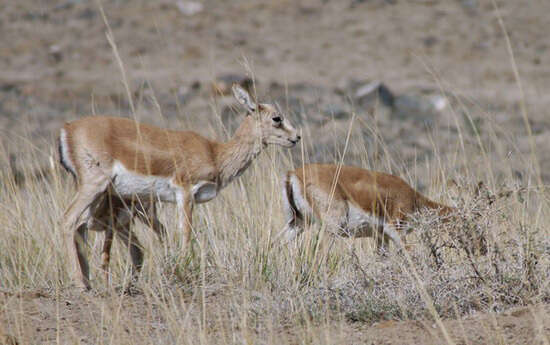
left=59, top=84, right=300, bottom=289
left=278, top=164, right=454, bottom=251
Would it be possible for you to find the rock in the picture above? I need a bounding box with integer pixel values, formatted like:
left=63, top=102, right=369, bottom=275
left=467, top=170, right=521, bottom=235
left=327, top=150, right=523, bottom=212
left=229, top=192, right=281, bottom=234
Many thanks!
left=352, top=80, right=395, bottom=107
left=393, top=95, right=431, bottom=122
left=48, top=44, right=62, bottom=64
left=423, top=36, right=438, bottom=48
left=392, top=92, right=447, bottom=124
left=77, top=7, right=96, bottom=20
left=429, top=94, right=448, bottom=112
left=176, top=1, right=204, bottom=16
left=378, top=84, right=395, bottom=107
left=354, top=81, right=381, bottom=99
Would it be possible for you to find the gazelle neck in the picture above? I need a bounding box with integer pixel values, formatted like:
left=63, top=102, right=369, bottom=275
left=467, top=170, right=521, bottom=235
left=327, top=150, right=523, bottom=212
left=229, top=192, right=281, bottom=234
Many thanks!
left=215, top=116, right=263, bottom=188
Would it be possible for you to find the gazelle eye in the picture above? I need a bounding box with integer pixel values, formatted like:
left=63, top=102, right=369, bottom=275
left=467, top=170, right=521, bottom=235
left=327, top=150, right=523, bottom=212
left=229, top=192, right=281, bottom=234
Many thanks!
left=272, top=116, right=282, bottom=123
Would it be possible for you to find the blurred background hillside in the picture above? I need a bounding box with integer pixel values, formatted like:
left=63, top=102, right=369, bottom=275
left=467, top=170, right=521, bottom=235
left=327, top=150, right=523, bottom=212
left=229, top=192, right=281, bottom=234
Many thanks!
left=2, top=0, right=549, bottom=186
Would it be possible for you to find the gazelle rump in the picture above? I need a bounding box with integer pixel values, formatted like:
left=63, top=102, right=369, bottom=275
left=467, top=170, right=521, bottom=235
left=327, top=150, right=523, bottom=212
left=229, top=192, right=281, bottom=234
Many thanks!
left=59, top=84, right=300, bottom=289
left=279, top=164, right=454, bottom=250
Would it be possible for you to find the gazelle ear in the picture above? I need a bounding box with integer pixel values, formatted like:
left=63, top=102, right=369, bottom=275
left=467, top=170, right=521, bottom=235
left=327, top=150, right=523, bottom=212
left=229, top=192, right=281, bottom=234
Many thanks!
left=232, top=84, right=256, bottom=113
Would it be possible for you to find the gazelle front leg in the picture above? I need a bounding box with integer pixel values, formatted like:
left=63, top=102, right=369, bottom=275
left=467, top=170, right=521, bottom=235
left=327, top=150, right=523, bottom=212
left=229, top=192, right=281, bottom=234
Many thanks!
left=176, top=190, right=194, bottom=255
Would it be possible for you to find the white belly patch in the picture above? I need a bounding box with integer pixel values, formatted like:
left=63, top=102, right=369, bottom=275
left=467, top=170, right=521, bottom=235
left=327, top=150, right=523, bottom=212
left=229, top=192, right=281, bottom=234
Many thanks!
left=111, top=162, right=179, bottom=202
left=344, top=204, right=386, bottom=237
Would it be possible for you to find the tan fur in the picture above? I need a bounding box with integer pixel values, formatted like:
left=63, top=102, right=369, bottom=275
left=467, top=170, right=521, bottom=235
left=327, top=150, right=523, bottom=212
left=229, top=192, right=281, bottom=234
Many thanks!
left=60, top=85, right=300, bottom=289
left=279, top=164, right=453, bottom=251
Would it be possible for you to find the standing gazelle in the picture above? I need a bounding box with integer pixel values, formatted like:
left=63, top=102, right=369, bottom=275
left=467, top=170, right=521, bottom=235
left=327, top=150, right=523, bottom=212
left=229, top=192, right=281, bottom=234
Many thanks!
left=59, top=85, right=300, bottom=289
left=279, top=164, right=454, bottom=250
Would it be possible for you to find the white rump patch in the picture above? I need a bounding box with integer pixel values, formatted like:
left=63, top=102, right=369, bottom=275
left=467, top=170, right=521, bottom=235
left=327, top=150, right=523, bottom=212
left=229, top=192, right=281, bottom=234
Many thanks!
left=289, top=174, right=313, bottom=217
left=281, top=176, right=292, bottom=221
left=111, top=161, right=179, bottom=202
left=191, top=181, right=218, bottom=203
left=59, top=128, right=77, bottom=175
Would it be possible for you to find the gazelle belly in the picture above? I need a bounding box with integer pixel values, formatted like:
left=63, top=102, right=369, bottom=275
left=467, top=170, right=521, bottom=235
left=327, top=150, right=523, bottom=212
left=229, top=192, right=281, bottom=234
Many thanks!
left=111, top=162, right=179, bottom=202
left=344, top=204, right=386, bottom=237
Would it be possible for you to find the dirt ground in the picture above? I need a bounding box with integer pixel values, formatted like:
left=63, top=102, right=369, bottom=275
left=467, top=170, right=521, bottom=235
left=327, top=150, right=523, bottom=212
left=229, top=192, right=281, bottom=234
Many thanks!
left=1, top=0, right=549, bottom=344
left=1, top=289, right=549, bottom=345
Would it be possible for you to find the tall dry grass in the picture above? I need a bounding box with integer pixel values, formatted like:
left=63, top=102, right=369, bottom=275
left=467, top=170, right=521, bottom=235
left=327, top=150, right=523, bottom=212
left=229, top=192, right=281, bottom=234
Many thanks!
left=0, top=92, right=548, bottom=344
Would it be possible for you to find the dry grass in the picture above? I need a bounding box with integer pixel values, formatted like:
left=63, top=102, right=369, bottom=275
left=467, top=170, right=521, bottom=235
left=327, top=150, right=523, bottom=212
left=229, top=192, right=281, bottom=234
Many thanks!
left=0, top=95, right=548, bottom=344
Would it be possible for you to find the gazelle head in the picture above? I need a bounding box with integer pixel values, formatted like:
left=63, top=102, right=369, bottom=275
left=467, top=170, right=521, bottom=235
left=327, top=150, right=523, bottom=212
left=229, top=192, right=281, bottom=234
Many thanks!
left=232, top=84, right=300, bottom=148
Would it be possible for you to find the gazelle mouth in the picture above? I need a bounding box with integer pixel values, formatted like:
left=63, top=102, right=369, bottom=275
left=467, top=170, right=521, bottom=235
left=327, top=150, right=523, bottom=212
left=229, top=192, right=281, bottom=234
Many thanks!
left=289, top=136, right=301, bottom=144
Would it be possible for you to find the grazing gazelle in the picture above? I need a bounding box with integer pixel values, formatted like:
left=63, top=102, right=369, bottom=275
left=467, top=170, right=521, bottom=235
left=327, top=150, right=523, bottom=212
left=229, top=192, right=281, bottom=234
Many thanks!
left=59, top=84, right=300, bottom=289
left=278, top=164, right=454, bottom=251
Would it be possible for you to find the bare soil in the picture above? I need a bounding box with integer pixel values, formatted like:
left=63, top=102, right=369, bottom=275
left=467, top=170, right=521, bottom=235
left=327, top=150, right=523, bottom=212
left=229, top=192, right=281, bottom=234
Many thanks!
left=1, top=289, right=549, bottom=345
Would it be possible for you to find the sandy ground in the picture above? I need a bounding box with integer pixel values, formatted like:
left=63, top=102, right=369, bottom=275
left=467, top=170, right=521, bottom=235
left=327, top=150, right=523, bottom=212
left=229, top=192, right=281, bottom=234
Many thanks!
left=1, top=289, right=549, bottom=345
left=1, top=0, right=549, bottom=344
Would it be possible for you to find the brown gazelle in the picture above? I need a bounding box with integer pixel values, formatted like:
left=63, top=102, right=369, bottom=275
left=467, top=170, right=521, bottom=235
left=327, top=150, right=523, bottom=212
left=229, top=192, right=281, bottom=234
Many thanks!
left=59, top=84, right=300, bottom=289
left=278, top=164, right=453, bottom=251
